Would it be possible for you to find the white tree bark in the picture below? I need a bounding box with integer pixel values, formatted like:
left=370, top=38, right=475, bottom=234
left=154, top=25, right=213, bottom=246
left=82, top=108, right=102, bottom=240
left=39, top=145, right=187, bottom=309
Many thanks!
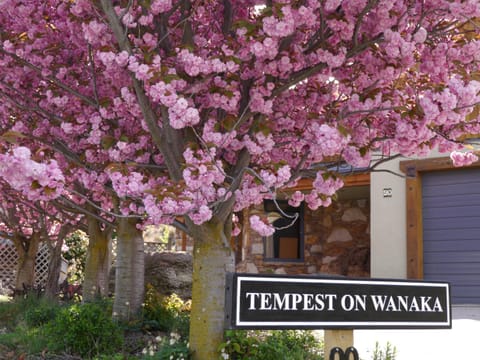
left=112, top=218, right=144, bottom=321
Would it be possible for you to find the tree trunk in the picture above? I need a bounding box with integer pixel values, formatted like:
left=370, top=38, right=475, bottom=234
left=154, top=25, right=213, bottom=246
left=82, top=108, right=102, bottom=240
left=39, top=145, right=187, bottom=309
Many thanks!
left=113, top=218, right=144, bottom=321
left=44, top=237, right=64, bottom=299
left=13, top=234, right=41, bottom=294
left=44, top=226, right=71, bottom=299
left=83, top=217, right=112, bottom=301
left=189, top=220, right=235, bottom=360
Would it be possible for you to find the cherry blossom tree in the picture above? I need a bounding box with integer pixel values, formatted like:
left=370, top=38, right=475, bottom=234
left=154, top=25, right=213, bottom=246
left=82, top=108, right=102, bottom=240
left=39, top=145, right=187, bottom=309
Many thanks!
left=0, top=181, right=75, bottom=297
left=1, top=1, right=480, bottom=357
left=0, top=141, right=121, bottom=304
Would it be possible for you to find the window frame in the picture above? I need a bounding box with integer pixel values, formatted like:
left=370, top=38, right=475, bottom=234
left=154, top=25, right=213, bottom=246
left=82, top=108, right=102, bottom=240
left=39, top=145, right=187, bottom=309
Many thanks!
left=263, top=200, right=305, bottom=262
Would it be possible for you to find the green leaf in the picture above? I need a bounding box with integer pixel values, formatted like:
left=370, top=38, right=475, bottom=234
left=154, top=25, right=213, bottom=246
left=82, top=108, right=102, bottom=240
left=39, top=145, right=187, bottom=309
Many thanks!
left=101, top=135, right=115, bottom=150
left=466, top=104, right=480, bottom=122
left=1, top=130, right=25, bottom=144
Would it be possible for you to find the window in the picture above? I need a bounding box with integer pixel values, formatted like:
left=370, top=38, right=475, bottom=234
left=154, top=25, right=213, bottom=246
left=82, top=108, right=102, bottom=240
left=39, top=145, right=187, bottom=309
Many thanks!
left=263, top=200, right=304, bottom=261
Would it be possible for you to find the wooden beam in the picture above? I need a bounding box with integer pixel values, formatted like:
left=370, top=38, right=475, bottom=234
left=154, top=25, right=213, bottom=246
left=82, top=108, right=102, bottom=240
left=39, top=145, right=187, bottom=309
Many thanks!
left=405, top=176, right=423, bottom=279
left=400, top=155, right=480, bottom=173
left=293, top=173, right=370, bottom=191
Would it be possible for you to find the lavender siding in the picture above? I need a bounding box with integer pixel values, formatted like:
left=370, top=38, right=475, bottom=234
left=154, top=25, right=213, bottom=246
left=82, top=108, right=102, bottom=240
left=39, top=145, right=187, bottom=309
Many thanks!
left=422, top=168, right=480, bottom=304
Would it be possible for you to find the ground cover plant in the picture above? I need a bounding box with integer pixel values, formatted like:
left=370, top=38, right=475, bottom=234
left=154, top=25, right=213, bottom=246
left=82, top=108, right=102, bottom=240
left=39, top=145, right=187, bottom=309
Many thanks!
left=0, top=292, right=396, bottom=359
left=219, top=329, right=324, bottom=360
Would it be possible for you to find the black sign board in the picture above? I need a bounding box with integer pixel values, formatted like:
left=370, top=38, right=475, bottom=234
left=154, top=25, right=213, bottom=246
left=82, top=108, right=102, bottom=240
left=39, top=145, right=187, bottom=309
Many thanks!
left=225, top=273, right=451, bottom=329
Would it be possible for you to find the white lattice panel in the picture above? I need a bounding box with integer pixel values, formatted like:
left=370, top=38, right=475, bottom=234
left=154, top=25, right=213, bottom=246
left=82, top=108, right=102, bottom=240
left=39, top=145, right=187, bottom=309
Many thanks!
left=144, top=242, right=168, bottom=254
left=34, top=243, right=51, bottom=287
left=0, top=241, right=51, bottom=290
left=0, top=241, right=18, bottom=290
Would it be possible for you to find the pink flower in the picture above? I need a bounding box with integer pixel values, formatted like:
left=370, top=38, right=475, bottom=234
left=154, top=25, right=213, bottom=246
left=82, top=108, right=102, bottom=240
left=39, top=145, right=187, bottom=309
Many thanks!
left=0, top=147, right=65, bottom=201
left=288, top=191, right=305, bottom=207
left=450, top=151, right=478, bottom=167
left=190, top=205, right=213, bottom=225
left=250, top=215, right=275, bottom=236
left=151, top=0, right=172, bottom=15
left=413, top=27, right=428, bottom=44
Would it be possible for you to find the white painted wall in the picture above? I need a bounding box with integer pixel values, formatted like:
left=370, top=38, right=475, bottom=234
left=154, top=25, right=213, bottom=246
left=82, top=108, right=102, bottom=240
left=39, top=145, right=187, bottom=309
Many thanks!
left=370, top=156, right=408, bottom=279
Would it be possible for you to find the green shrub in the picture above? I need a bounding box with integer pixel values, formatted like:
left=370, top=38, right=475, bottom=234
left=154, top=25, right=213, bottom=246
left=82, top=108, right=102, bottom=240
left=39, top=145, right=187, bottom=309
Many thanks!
left=372, top=341, right=397, bottom=360
left=0, top=322, right=51, bottom=356
left=23, top=298, right=59, bottom=327
left=63, top=230, right=88, bottom=284
left=141, top=332, right=190, bottom=360
left=45, top=300, right=123, bottom=358
left=0, top=299, right=20, bottom=330
left=219, top=330, right=324, bottom=360
left=142, top=285, right=190, bottom=338
left=0, top=294, right=60, bottom=330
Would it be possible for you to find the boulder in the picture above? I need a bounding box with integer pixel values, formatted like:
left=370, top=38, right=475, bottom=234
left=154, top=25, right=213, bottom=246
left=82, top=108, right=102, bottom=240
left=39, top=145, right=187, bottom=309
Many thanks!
left=110, top=251, right=193, bottom=300
left=144, top=252, right=192, bottom=300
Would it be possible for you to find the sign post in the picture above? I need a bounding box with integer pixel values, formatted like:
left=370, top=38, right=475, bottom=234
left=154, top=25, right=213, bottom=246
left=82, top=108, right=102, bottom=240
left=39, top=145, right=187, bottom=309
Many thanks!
left=324, top=329, right=354, bottom=358
left=225, top=273, right=451, bottom=356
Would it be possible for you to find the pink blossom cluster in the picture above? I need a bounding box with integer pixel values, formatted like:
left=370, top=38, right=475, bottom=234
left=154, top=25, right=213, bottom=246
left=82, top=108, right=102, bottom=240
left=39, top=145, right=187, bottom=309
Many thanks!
left=143, top=192, right=213, bottom=226
left=148, top=79, right=201, bottom=129
left=249, top=215, right=275, bottom=237
left=183, top=147, right=226, bottom=195
left=450, top=151, right=479, bottom=167
left=0, top=147, right=65, bottom=201
left=150, top=0, right=172, bottom=15
left=233, top=175, right=267, bottom=212
left=306, top=124, right=349, bottom=162
left=168, top=98, right=201, bottom=129
left=1, top=0, right=480, bottom=237
left=312, top=172, right=344, bottom=196
left=140, top=147, right=228, bottom=225
left=81, top=20, right=112, bottom=46
left=243, top=133, right=275, bottom=157
left=383, top=29, right=415, bottom=66
left=418, top=78, right=480, bottom=140
left=249, top=38, right=279, bottom=60
left=177, top=49, right=238, bottom=77
left=258, top=165, right=292, bottom=188
left=108, top=171, right=149, bottom=198
left=288, top=191, right=305, bottom=207
left=202, top=77, right=241, bottom=113
left=342, top=146, right=372, bottom=168
left=262, top=5, right=295, bottom=38
left=315, top=48, right=347, bottom=69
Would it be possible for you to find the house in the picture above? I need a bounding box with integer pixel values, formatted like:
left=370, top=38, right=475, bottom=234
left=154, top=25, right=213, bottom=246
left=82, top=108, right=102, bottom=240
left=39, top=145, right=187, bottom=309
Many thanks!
left=372, top=151, right=480, bottom=306
left=232, top=151, right=480, bottom=358
left=230, top=151, right=480, bottom=307
left=235, top=172, right=371, bottom=278
left=170, top=151, right=480, bottom=358
left=352, top=150, right=480, bottom=359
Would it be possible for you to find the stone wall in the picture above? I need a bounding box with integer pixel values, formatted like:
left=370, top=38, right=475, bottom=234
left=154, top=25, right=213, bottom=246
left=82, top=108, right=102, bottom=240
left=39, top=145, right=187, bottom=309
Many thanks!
left=237, top=195, right=370, bottom=277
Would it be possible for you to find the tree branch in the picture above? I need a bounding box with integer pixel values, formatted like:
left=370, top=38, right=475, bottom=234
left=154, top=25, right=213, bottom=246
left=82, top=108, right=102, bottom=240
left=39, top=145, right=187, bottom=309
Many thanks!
left=222, top=0, right=233, bottom=36
left=100, top=0, right=184, bottom=181
left=0, top=47, right=99, bottom=109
